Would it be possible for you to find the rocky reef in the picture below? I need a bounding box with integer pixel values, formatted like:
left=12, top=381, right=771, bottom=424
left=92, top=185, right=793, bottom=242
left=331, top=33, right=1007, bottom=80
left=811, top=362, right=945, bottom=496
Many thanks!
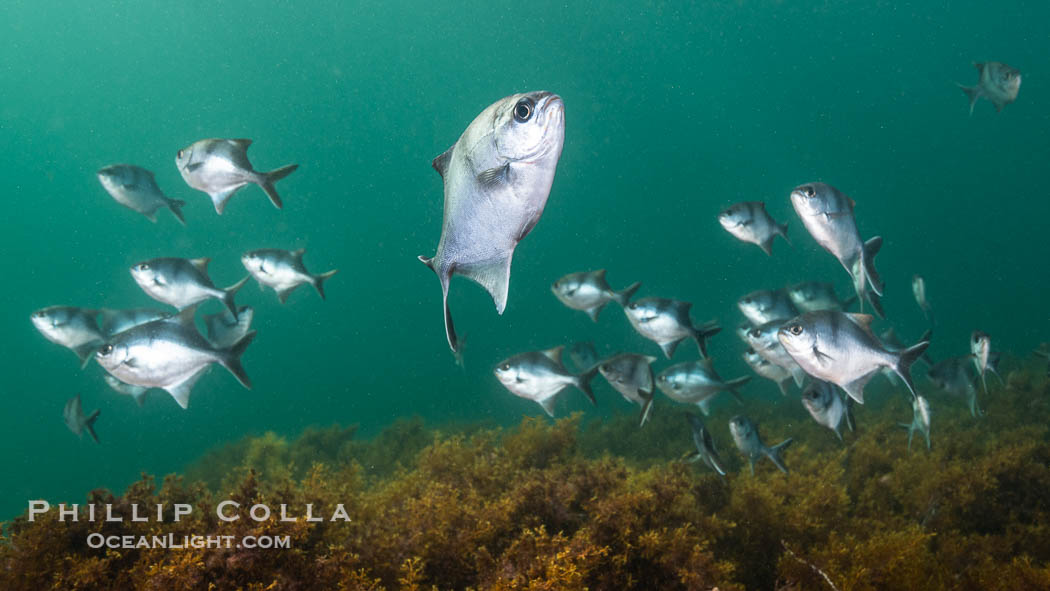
left=2, top=358, right=1049, bottom=590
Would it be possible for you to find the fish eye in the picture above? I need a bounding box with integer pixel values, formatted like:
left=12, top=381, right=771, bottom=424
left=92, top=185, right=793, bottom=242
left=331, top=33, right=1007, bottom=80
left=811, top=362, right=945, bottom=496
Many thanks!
left=137, top=263, right=150, bottom=271
left=513, top=98, right=534, bottom=123
left=500, top=363, right=510, bottom=371
left=628, top=302, right=637, bottom=309
left=789, top=324, right=804, bottom=336
left=99, top=344, right=113, bottom=355
left=177, top=149, right=184, bottom=159
left=801, top=185, right=815, bottom=198
left=601, top=364, right=610, bottom=372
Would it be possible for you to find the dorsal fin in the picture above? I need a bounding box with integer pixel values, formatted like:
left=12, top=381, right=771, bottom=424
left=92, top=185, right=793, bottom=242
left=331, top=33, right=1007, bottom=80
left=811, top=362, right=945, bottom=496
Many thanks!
left=189, top=257, right=210, bottom=272
left=540, top=346, right=565, bottom=364
left=594, top=269, right=607, bottom=281
left=432, top=146, right=453, bottom=178
left=675, top=300, right=693, bottom=315
left=846, top=313, right=875, bottom=334
left=230, top=139, right=253, bottom=150
left=172, top=305, right=198, bottom=327
left=291, top=248, right=306, bottom=261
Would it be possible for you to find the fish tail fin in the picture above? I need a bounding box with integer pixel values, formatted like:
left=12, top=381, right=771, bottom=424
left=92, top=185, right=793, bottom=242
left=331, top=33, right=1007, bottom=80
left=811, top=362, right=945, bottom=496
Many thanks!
left=574, top=364, right=599, bottom=407
left=222, top=276, right=250, bottom=318
left=862, top=236, right=884, bottom=296
left=725, top=375, right=751, bottom=403
left=84, top=409, right=100, bottom=444
left=895, top=339, right=931, bottom=399
left=778, top=221, right=790, bottom=245
left=845, top=398, right=856, bottom=433
left=419, top=256, right=458, bottom=352
left=776, top=378, right=791, bottom=396
left=311, top=269, right=339, bottom=300
left=958, top=83, right=979, bottom=116
left=167, top=199, right=187, bottom=225
left=766, top=438, right=793, bottom=474
left=691, top=320, right=722, bottom=358
left=638, top=394, right=654, bottom=427
left=258, top=164, right=299, bottom=209
left=220, top=330, right=256, bottom=389
left=866, top=289, right=885, bottom=319
left=918, top=329, right=935, bottom=366
left=612, top=281, right=642, bottom=307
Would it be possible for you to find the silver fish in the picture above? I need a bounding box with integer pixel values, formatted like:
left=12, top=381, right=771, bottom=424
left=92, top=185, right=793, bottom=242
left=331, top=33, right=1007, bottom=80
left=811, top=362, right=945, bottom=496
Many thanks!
left=551, top=270, right=640, bottom=322
left=970, top=330, right=997, bottom=393
left=743, top=348, right=793, bottom=396
left=95, top=308, right=255, bottom=409
left=131, top=257, right=248, bottom=317
left=203, top=306, right=255, bottom=350
left=718, top=201, right=789, bottom=255
left=745, top=320, right=807, bottom=388
left=778, top=311, right=929, bottom=404
left=927, top=356, right=982, bottom=418
left=493, top=346, right=596, bottom=417
left=958, top=61, right=1021, bottom=115
left=789, top=182, right=884, bottom=317
left=97, top=164, right=186, bottom=225
left=801, top=380, right=854, bottom=441
left=655, top=359, right=749, bottom=416
left=787, top=281, right=855, bottom=313
left=623, top=297, right=721, bottom=359
left=900, top=394, right=932, bottom=452
left=729, top=415, right=792, bottom=475
left=597, top=353, right=657, bottom=426
left=241, top=249, right=338, bottom=304
left=419, top=92, right=566, bottom=352
left=31, top=306, right=104, bottom=368
left=684, top=413, right=726, bottom=479
left=738, top=289, right=798, bottom=326
left=175, top=138, right=298, bottom=214
left=99, top=308, right=170, bottom=337
left=102, top=374, right=151, bottom=407
left=63, top=394, right=100, bottom=444
left=911, top=275, right=933, bottom=323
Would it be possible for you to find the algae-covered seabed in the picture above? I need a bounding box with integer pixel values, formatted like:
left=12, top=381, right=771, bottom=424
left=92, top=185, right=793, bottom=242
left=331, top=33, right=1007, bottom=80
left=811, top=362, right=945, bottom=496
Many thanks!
left=2, top=0, right=1049, bottom=588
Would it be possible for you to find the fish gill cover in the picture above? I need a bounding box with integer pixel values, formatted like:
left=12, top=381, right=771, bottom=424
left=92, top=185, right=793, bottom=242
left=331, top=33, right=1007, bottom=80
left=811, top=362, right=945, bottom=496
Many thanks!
left=2, top=0, right=1049, bottom=590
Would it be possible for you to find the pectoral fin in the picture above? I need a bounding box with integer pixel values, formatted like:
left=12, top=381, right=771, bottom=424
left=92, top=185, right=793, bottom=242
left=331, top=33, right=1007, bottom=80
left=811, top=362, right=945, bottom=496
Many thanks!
left=477, top=163, right=510, bottom=188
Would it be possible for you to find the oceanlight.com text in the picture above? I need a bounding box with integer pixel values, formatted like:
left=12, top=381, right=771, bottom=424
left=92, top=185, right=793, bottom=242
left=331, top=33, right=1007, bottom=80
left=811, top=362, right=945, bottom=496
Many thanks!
left=86, top=533, right=291, bottom=550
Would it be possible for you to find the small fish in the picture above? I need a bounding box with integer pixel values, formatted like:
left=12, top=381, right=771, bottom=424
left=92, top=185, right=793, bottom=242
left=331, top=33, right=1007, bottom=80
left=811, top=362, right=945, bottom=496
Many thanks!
left=175, top=138, right=298, bottom=214
left=241, top=249, right=338, bottom=304
left=31, top=306, right=104, bottom=368
left=789, top=182, right=884, bottom=317
left=419, top=92, right=566, bottom=352
left=745, top=320, right=807, bottom=388
left=97, top=164, right=186, bottom=224
left=738, top=289, right=798, bottom=326
left=911, top=275, right=933, bottom=324
left=718, top=201, right=789, bottom=255
left=927, top=356, right=982, bottom=418
left=597, top=353, right=657, bottom=426
left=102, top=374, right=151, bottom=407
left=63, top=394, right=100, bottom=444
left=95, top=308, right=256, bottom=409
left=684, top=413, right=727, bottom=479
left=131, top=257, right=248, bottom=317
left=743, top=348, right=794, bottom=396
left=655, top=360, right=749, bottom=416
left=623, top=297, right=721, bottom=359
left=729, top=415, right=792, bottom=475
left=801, top=380, right=854, bottom=441
left=900, top=394, right=932, bottom=451
left=568, top=341, right=599, bottom=372
left=98, top=308, right=171, bottom=338
left=958, top=61, right=1021, bottom=115
left=970, top=330, right=996, bottom=393
left=493, top=346, right=597, bottom=417
left=786, top=281, right=856, bottom=313
left=778, top=311, right=929, bottom=404
left=203, top=306, right=255, bottom=349
left=551, top=270, right=640, bottom=321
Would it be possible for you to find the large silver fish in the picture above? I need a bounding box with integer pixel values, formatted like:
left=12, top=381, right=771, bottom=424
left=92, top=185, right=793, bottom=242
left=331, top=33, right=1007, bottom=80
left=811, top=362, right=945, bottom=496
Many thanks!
left=97, top=164, right=186, bottom=224
left=63, top=394, right=100, bottom=444
left=684, top=413, right=726, bottom=479
left=900, top=394, right=931, bottom=452
left=95, top=308, right=255, bottom=409
left=801, top=380, right=854, bottom=441
left=738, top=289, right=798, bottom=326
left=729, top=415, right=792, bottom=475
left=419, top=92, right=565, bottom=352
left=31, top=306, right=105, bottom=368
left=175, top=138, right=298, bottom=214
left=789, top=182, right=884, bottom=317
left=718, top=201, right=789, bottom=255
left=131, top=257, right=248, bottom=317
left=98, top=308, right=171, bottom=337
left=655, top=359, right=749, bottom=416
left=745, top=320, right=806, bottom=388
left=551, top=270, right=640, bottom=322
left=623, top=297, right=721, bottom=359
left=786, top=281, right=855, bottom=313
left=958, top=62, right=1021, bottom=115
left=203, top=307, right=255, bottom=349
left=777, top=311, right=929, bottom=404
left=596, top=353, right=657, bottom=426
left=241, top=249, right=338, bottom=304
left=493, top=346, right=595, bottom=417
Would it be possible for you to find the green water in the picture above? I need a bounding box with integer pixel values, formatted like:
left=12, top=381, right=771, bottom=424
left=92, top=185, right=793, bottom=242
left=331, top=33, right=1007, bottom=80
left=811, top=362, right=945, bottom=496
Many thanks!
left=2, top=1, right=1047, bottom=520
